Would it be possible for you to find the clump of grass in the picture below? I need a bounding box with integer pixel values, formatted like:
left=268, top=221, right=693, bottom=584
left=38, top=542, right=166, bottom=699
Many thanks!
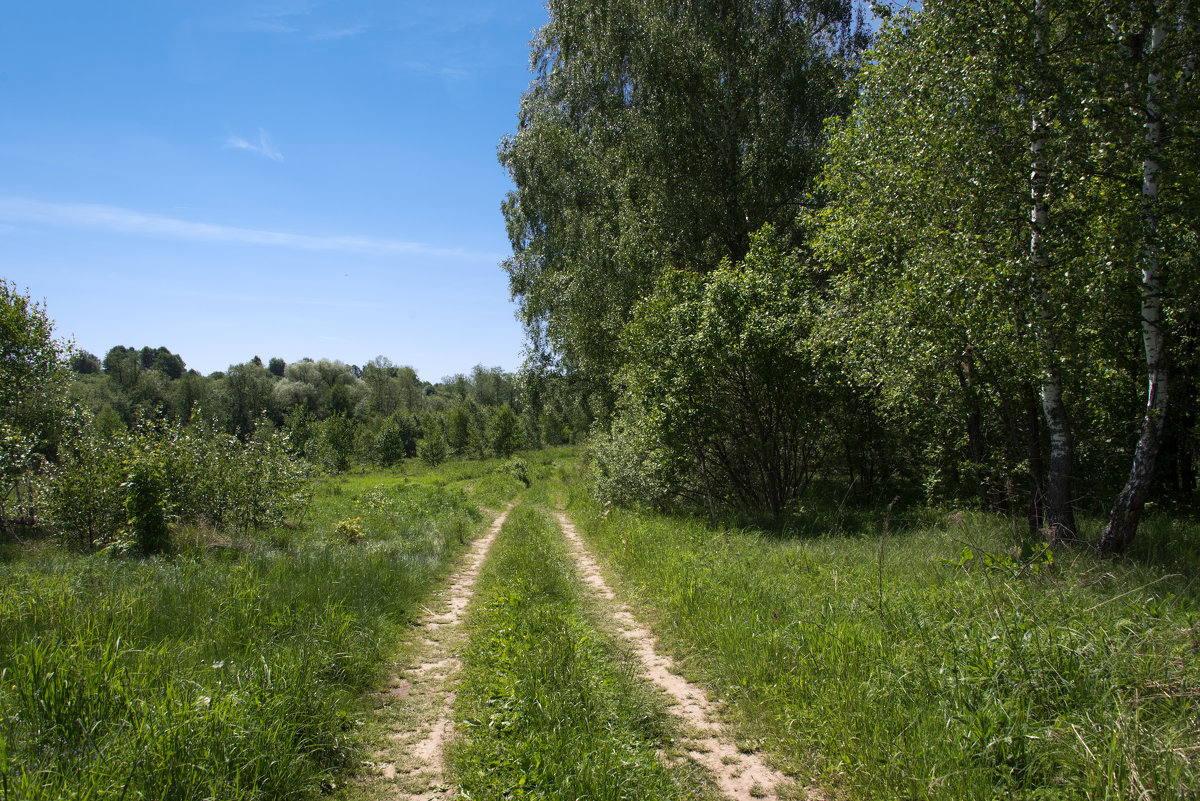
left=0, top=464, right=523, bottom=801
left=567, top=476, right=1200, bottom=800
left=450, top=505, right=704, bottom=800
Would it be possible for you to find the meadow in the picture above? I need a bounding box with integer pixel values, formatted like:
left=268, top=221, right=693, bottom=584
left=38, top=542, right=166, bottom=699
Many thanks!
left=3, top=446, right=1197, bottom=800
left=0, top=457, right=525, bottom=801
left=564, top=467, right=1200, bottom=799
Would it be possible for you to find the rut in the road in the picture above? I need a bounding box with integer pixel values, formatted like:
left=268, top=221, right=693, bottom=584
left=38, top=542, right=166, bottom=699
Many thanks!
left=555, top=511, right=816, bottom=801
left=356, top=503, right=514, bottom=801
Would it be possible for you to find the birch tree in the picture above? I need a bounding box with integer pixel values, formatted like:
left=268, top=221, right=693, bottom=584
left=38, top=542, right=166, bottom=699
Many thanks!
left=818, top=0, right=1118, bottom=532
left=500, top=0, right=864, bottom=397
left=1100, top=0, right=1199, bottom=552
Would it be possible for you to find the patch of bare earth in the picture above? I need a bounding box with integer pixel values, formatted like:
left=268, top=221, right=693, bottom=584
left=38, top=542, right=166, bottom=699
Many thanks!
left=350, top=504, right=514, bottom=801
left=555, top=511, right=822, bottom=801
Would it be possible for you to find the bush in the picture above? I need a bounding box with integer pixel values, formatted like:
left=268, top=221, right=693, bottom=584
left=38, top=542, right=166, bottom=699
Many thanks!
left=332, top=516, right=363, bottom=544
left=42, top=411, right=130, bottom=550
left=488, top=404, right=523, bottom=458
left=124, top=461, right=169, bottom=554
left=418, top=420, right=449, bottom=467
left=312, top=415, right=355, bottom=472
left=44, top=413, right=310, bottom=549
left=501, top=457, right=531, bottom=488
left=376, top=413, right=419, bottom=466
left=612, top=226, right=836, bottom=522
left=590, top=418, right=671, bottom=511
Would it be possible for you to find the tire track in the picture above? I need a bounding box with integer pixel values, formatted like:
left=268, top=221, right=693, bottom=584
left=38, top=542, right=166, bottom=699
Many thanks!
left=555, top=511, right=815, bottom=801
left=357, top=502, right=515, bottom=800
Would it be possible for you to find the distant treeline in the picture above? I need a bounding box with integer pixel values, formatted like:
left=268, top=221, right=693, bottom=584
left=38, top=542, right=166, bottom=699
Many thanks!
left=67, top=346, right=593, bottom=468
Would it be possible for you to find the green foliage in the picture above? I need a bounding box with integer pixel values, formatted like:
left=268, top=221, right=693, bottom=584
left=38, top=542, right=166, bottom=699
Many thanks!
left=501, top=457, right=531, bottom=488
left=417, top=418, right=449, bottom=466
left=445, top=404, right=472, bottom=455
left=815, top=0, right=1200, bottom=533
left=452, top=506, right=696, bottom=800
left=487, top=403, right=523, bottom=458
left=568, top=479, right=1200, bottom=799
left=375, top=411, right=419, bottom=466
left=326, top=382, right=353, bottom=418
left=283, top=405, right=317, bottom=456
left=44, top=413, right=310, bottom=549
left=0, top=282, right=71, bottom=532
left=221, top=359, right=278, bottom=440
left=315, top=414, right=356, bottom=473
left=501, top=0, right=866, bottom=394
left=603, top=226, right=836, bottom=522
left=69, top=350, right=101, bottom=374
left=0, top=422, right=39, bottom=531
left=0, top=280, right=70, bottom=462
left=0, top=468, right=497, bottom=801
left=148, top=347, right=185, bottom=380
left=123, top=460, right=170, bottom=555
left=332, top=516, right=363, bottom=543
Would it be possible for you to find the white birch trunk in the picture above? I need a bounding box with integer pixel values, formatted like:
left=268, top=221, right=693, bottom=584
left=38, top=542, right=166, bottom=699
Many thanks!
left=1029, top=0, right=1077, bottom=545
left=1100, top=11, right=1171, bottom=554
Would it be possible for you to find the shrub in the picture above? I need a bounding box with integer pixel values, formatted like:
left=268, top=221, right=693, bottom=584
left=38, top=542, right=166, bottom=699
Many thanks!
left=44, top=413, right=310, bottom=549
left=304, top=415, right=356, bottom=472
left=333, top=516, right=363, bottom=544
left=376, top=413, right=419, bottom=466
left=418, top=420, right=449, bottom=466
left=613, top=226, right=835, bottom=522
left=42, top=411, right=131, bottom=550
left=123, top=461, right=169, bottom=554
left=488, top=404, right=523, bottom=458
left=501, top=457, right=531, bottom=488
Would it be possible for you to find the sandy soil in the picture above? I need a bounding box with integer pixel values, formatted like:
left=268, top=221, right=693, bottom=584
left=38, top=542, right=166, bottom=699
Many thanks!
left=555, top=511, right=818, bottom=801
left=353, top=503, right=514, bottom=800
left=351, top=501, right=819, bottom=801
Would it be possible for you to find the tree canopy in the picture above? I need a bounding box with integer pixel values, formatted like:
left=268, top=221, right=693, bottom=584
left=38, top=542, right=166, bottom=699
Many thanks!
left=502, top=0, right=1199, bottom=549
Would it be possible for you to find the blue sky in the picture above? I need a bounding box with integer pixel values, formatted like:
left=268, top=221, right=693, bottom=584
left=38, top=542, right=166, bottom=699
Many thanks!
left=0, top=0, right=549, bottom=380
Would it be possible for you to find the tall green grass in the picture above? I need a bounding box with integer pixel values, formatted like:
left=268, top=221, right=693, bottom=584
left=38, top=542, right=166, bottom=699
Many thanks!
left=450, top=504, right=708, bottom=800
left=567, top=477, right=1200, bottom=799
left=0, top=462, right=522, bottom=800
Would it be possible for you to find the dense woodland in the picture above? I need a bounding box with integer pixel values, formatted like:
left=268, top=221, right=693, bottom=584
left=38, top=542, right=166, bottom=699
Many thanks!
left=501, top=0, right=1199, bottom=551
left=66, top=345, right=579, bottom=465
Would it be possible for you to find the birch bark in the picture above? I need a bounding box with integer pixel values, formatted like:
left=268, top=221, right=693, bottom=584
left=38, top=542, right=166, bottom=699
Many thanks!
left=1100, top=7, right=1173, bottom=554
left=1029, top=0, right=1078, bottom=544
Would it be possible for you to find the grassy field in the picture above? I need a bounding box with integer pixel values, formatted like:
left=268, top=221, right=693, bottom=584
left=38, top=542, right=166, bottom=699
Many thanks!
left=0, top=457, right=525, bottom=801
left=449, top=472, right=713, bottom=800
left=4, top=445, right=1197, bottom=800
left=564, top=466, right=1200, bottom=800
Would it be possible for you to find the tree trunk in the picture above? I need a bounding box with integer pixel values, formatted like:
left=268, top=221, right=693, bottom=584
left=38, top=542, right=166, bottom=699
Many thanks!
left=1028, top=0, right=1077, bottom=545
left=1024, top=383, right=1047, bottom=539
left=1100, top=12, right=1171, bottom=554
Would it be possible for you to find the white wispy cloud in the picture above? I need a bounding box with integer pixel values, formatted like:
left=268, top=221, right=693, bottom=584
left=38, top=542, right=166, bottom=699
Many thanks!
left=224, top=128, right=284, bottom=162
left=233, top=1, right=313, bottom=33
left=310, top=23, right=368, bottom=40
left=398, top=60, right=472, bottom=80
left=0, top=197, right=502, bottom=262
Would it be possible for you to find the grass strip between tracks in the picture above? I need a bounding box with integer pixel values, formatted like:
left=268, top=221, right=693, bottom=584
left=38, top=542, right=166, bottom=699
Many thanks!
left=450, top=502, right=708, bottom=800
